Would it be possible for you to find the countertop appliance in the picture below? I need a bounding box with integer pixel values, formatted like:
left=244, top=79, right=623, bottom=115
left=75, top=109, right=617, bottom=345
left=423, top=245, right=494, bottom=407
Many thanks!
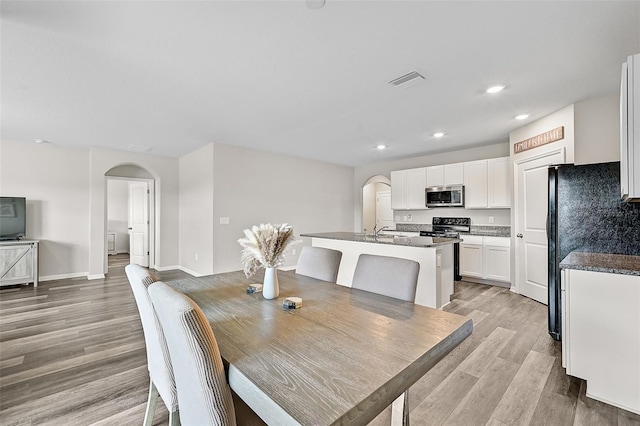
left=547, top=162, right=640, bottom=341
left=425, top=185, right=464, bottom=208
left=420, top=217, right=470, bottom=281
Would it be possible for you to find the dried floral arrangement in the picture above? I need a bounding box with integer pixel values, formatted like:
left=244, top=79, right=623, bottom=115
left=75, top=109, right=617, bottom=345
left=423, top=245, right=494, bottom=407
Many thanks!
left=237, top=223, right=297, bottom=278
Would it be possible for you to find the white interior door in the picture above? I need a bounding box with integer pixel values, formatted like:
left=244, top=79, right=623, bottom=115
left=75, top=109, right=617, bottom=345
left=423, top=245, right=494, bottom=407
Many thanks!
left=514, top=148, right=565, bottom=304
left=129, top=182, right=149, bottom=267
left=376, top=191, right=394, bottom=228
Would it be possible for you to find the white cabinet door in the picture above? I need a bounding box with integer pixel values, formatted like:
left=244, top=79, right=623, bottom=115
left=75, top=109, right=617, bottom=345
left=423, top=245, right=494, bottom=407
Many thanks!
left=390, top=170, right=408, bottom=210
left=460, top=244, right=483, bottom=278
left=484, top=245, right=511, bottom=282
left=488, top=157, right=511, bottom=208
left=444, top=163, right=464, bottom=185
left=426, top=166, right=444, bottom=187
left=464, top=160, right=488, bottom=208
left=407, top=168, right=427, bottom=209
left=621, top=53, right=640, bottom=201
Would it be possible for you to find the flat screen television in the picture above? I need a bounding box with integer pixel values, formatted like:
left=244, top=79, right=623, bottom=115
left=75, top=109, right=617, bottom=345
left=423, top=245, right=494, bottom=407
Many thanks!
left=0, top=197, right=27, bottom=240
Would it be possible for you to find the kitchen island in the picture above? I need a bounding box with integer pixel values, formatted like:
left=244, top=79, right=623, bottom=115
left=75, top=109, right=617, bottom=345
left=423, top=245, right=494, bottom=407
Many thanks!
left=300, top=232, right=460, bottom=309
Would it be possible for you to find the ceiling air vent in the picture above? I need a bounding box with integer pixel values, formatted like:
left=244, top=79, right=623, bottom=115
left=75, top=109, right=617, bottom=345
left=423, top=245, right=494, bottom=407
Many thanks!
left=388, top=70, right=425, bottom=87
left=123, top=144, right=152, bottom=152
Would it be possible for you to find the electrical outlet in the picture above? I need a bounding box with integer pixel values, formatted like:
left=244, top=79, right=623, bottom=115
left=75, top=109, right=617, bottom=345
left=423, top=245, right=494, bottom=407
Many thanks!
left=292, top=249, right=296, bottom=255
left=403, top=215, right=408, bottom=221
left=195, top=253, right=199, bottom=261
left=219, top=217, right=230, bottom=225
left=488, top=216, right=494, bottom=224
left=395, top=215, right=400, bottom=221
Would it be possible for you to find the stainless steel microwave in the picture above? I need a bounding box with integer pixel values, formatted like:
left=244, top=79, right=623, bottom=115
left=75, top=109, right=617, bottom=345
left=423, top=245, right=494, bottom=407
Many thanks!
left=425, top=185, right=465, bottom=207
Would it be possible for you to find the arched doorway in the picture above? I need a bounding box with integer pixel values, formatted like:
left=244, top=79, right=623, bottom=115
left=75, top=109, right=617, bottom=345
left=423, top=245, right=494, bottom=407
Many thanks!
left=105, top=164, right=156, bottom=273
left=362, top=175, right=392, bottom=234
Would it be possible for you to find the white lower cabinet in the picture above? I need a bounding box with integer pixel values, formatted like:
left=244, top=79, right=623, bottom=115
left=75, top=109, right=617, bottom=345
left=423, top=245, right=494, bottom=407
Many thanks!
left=562, top=268, right=640, bottom=415
left=460, top=235, right=511, bottom=283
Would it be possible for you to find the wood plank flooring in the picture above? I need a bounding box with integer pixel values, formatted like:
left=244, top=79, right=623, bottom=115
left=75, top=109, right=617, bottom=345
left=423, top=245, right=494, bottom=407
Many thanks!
left=1, top=254, right=638, bottom=425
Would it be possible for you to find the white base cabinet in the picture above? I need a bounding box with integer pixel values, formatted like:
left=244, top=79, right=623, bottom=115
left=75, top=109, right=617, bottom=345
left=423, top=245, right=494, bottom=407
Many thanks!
left=0, top=240, right=39, bottom=287
left=562, top=268, right=640, bottom=415
left=460, top=235, right=511, bottom=283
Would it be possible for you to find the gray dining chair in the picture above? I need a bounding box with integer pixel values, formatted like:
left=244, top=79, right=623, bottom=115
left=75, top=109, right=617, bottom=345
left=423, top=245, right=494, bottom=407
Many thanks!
left=148, top=280, right=266, bottom=426
left=351, top=254, right=419, bottom=426
left=295, top=246, right=342, bottom=282
left=351, top=253, right=420, bottom=302
left=124, top=264, right=179, bottom=426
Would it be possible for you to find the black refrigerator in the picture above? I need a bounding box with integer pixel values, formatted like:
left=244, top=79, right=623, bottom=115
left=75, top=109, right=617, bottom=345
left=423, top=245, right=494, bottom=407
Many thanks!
left=547, top=162, right=640, bottom=341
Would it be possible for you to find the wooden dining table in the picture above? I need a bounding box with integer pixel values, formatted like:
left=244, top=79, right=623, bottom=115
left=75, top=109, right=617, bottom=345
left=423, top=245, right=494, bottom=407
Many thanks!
left=168, top=269, right=473, bottom=426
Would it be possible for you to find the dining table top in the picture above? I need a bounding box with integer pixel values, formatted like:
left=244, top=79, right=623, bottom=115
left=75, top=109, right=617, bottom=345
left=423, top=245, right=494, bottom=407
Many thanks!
left=168, top=269, right=473, bottom=426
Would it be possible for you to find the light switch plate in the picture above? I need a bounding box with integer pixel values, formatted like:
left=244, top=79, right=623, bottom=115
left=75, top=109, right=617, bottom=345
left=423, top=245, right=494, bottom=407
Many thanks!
left=219, top=217, right=230, bottom=225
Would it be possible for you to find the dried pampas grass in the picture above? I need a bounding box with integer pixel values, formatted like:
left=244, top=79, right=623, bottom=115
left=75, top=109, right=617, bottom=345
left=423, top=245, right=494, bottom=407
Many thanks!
left=238, top=223, right=297, bottom=278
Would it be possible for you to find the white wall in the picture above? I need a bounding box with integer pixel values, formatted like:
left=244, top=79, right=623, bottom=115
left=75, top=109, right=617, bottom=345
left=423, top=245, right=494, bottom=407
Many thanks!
left=0, top=141, right=90, bottom=280
left=179, top=143, right=214, bottom=276
left=107, top=179, right=130, bottom=254
left=210, top=143, right=354, bottom=274
left=353, top=142, right=510, bottom=229
left=574, top=94, right=620, bottom=165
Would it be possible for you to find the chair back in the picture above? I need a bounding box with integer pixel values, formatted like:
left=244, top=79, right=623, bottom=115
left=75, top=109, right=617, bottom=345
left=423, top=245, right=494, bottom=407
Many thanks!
left=351, top=254, right=420, bottom=302
left=148, top=281, right=237, bottom=426
left=124, top=264, right=178, bottom=412
left=295, top=246, right=342, bottom=282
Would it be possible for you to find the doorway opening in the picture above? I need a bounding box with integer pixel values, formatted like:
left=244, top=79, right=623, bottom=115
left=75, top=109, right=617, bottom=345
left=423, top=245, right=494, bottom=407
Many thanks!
left=362, top=175, right=393, bottom=234
left=105, top=164, right=156, bottom=274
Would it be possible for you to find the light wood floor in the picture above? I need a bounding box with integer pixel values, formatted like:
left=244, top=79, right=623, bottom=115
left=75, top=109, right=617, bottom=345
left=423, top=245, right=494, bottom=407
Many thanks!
left=1, top=254, right=638, bottom=425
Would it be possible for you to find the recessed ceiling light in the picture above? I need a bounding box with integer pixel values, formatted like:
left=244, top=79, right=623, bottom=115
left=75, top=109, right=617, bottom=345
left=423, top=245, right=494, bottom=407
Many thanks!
left=515, top=114, right=530, bottom=120
left=433, top=132, right=445, bottom=138
left=486, top=84, right=506, bottom=94
left=376, top=144, right=387, bottom=150
left=123, top=144, right=152, bottom=152
left=35, top=139, right=51, bottom=144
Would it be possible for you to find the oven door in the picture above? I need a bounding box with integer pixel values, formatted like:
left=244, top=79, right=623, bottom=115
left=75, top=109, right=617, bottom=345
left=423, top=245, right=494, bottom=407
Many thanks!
left=426, top=185, right=464, bottom=207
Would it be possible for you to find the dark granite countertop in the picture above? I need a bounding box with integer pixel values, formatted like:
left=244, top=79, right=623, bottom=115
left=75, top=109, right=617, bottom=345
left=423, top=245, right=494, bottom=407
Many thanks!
left=300, top=232, right=461, bottom=248
left=559, top=252, right=640, bottom=276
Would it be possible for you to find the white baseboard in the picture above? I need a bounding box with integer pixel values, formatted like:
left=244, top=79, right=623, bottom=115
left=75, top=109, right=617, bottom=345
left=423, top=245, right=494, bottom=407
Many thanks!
left=178, top=266, right=206, bottom=277
left=154, top=265, right=179, bottom=272
left=39, top=272, right=89, bottom=282
left=87, top=274, right=106, bottom=280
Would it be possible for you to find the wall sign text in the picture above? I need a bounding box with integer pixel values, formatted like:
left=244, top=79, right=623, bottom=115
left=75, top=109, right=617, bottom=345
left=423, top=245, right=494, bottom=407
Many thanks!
left=514, top=126, right=564, bottom=154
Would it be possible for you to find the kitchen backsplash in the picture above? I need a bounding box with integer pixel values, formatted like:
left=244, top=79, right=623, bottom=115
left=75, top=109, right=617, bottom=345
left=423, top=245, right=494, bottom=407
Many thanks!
left=396, top=223, right=511, bottom=237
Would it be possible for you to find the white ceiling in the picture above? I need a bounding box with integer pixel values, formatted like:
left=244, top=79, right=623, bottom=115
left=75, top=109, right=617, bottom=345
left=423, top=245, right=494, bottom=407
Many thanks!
left=2, top=1, right=639, bottom=167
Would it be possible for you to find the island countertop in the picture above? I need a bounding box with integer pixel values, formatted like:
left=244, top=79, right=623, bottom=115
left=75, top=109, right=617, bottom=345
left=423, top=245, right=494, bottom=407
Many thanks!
left=300, top=231, right=461, bottom=248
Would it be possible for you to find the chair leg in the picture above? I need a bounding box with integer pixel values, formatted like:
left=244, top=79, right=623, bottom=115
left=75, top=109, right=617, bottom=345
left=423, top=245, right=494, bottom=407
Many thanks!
left=402, top=390, right=409, bottom=426
left=169, top=409, right=181, bottom=426
left=143, top=380, right=159, bottom=426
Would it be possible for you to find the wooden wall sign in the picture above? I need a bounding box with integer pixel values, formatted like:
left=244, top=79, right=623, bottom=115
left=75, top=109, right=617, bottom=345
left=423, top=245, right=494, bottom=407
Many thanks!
left=514, top=126, right=564, bottom=154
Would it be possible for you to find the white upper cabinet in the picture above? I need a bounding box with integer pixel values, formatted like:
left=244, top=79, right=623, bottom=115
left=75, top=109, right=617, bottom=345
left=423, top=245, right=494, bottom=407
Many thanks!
left=391, top=168, right=426, bottom=210
left=390, top=170, right=408, bottom=210
left=464, top=157, right=511, bottom=209
left=407, top=168, right=427, bottom=209
left=464, top=160, right=488, bottom=208
left=444, top=163, right=464, bottom=185
left=487, top=157, right=511, bottom=208
left=426, top=166, right=444, bottom=187
left=391, top=156, right=511, bottom=210
left=621, top=53, right=640, bottom=201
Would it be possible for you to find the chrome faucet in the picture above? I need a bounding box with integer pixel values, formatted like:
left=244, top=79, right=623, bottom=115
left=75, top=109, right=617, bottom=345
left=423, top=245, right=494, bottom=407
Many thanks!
left=373, top=225, right=390, bottom=237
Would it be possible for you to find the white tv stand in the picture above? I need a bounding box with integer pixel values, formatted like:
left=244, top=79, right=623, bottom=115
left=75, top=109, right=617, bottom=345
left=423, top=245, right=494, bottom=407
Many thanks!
left=0, top=240, right=39, bottom=287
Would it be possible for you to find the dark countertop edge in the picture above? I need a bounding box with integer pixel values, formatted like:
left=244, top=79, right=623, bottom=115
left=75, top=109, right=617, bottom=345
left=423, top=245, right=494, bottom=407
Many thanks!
left=300, top=232, right=461, bottom=248
left=559, top=252, right=640, bottom=276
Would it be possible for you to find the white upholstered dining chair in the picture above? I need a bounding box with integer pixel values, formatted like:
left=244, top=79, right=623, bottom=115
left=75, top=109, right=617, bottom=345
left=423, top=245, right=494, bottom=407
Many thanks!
left=125, top=264, right=179, bottom=426
left=295, top=246, right=342, bottom=282
left=148, top=280, right=266, bottom=426
left=351, top=253, right=420, bottom=302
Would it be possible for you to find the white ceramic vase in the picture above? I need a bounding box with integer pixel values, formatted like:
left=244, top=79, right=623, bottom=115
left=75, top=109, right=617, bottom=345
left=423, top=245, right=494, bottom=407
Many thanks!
left=263, top=267, right=280, bottom=299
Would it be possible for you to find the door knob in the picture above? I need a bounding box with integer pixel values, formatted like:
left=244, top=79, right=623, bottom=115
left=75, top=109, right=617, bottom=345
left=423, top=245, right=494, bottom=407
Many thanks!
left=516, top=233, right=523, bottom=238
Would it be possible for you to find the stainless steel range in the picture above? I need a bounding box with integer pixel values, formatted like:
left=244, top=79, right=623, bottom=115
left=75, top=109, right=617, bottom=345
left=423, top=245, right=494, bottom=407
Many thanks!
left=420, top=217, right=470, bottom=281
